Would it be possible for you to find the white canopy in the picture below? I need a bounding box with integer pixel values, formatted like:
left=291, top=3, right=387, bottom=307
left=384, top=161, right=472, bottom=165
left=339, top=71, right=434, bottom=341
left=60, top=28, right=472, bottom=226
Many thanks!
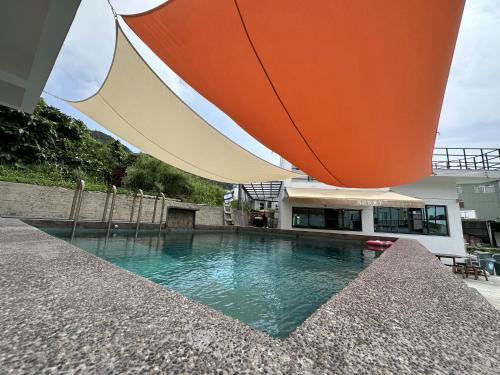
left=69, top=22, right=298, bottom=183
left=286, top=187, right=425, bottom=208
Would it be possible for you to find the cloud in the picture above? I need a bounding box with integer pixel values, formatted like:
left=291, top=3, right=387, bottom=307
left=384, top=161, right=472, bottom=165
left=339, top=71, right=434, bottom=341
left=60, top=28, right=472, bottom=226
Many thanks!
left=437, top=0, right=500, bottom=147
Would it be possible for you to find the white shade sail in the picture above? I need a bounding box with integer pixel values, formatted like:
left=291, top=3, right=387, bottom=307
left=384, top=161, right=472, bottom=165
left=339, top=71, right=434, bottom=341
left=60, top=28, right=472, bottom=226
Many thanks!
left=286, top=188, right=425, bottom=208
left=69, top=22, right=298, bottom=183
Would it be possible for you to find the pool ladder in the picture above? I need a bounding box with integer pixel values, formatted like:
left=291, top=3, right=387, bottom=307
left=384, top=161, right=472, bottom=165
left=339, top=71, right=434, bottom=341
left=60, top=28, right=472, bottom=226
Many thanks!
left=223, top=203, right=234, bottom=225
left=69, top=180, right=85, bottom=241
left=70, top=181, right=169, bottom=241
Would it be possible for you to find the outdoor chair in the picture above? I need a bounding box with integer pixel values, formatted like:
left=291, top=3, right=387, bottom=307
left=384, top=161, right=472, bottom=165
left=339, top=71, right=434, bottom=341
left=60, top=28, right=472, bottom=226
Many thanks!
left=476, top=252, right=495, bottom=275
left=493, top=254, right=500, bottom=276
left=463, top=256, right=488, bottom=281
left=452, top=261, right=467, bottom=279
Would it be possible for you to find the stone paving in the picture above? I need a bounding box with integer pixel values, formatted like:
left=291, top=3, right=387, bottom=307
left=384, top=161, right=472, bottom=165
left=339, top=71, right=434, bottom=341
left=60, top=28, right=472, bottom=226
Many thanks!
left=461, top=274, right=500, bottom=310
left=1, top=218, right=499, bottom=374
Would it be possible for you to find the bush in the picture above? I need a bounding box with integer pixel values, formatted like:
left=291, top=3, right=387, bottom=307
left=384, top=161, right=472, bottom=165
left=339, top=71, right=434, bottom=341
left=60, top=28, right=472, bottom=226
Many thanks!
left=0, top=99, right=227, bottom=205
left=123, top=154, right=225, bottom=205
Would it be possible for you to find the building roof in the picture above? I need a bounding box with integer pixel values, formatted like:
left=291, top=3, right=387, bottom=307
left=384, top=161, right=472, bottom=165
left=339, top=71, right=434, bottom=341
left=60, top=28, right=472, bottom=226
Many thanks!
left=242, top=182, right=283, bottom=201
left=0, top=0, right=81, bottom=113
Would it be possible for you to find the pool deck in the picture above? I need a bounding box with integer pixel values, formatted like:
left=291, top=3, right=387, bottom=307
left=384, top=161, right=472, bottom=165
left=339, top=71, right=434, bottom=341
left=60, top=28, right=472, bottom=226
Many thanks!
left=1, top=218, right=499, bottom=374
left=461, top=274, right=500, bottom=310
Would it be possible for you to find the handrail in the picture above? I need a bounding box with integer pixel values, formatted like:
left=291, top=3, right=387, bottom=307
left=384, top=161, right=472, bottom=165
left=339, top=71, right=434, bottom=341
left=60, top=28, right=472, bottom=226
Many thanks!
left=152, top=192, right=162, bottom=223
left=158, top=192, right=166, bottom=236
left=105, top=185, right=117, bottom=239
left=102, top=186, right=113, bottom=221
left=69, top=180, right=84, bottom=220
left=70, top=180, right=85, bottom=241
left=432, top=148, right=500, bottom=171
left=134, top=189, right=144, bottom=239
left=130, top=192, right=137, bottom=222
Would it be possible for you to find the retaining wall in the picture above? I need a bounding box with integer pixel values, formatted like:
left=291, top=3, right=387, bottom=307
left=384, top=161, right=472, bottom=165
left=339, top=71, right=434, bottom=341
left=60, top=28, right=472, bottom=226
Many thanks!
left=0, top=181, right=248, bottom=226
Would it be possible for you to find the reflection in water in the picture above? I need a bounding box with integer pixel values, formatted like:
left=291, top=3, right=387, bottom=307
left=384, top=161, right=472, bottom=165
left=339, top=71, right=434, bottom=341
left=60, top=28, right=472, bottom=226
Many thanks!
left=43, top=228, right=376, bottom=338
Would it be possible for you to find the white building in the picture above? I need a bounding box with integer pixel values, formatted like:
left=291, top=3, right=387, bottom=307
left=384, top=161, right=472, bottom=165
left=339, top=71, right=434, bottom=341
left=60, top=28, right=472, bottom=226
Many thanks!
left=277, top=155, right=500, bottom=255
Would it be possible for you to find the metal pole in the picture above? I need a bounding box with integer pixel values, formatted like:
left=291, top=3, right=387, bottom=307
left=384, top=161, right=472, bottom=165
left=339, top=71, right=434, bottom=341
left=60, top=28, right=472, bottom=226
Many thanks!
left=445, top=148, right=450, bottom=169
left=158, top=193, right=166, bottom=236
left=105, top=185, right=117, bottom=239
left=130, top=193, right=137, bottom=222
left=152, top=193, right=160, bottom=223
left=71, top=180, right=85, bottom=241
left=102, top=187, right=112, bottom=222
left=69, top=180, right=81, bottom=220
left=463, top=148, right=468, bottom=170
left=135, top=189, right=144, bottom=239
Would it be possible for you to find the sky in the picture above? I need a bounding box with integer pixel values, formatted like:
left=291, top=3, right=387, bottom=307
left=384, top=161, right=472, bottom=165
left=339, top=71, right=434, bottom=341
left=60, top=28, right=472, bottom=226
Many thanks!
left=43, top=0, right=500, bottom=166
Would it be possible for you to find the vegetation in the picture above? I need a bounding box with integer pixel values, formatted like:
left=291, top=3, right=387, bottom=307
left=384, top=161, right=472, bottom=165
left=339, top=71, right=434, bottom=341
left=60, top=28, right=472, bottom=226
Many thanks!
left=0, top=99, right=227, bottom=205
left=466, top=245, right=500, bottom=255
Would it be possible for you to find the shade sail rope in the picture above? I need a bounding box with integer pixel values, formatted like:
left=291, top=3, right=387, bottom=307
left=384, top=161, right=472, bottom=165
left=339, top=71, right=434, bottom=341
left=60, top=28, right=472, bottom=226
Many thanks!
left=58, top=20, right=298, bottom=183
left=233, top=0, right=345, bottom=187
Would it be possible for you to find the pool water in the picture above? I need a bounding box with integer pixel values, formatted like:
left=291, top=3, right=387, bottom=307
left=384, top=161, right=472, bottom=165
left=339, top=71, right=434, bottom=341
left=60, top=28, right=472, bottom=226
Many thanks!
left=43, top=228, right=377, bottom=338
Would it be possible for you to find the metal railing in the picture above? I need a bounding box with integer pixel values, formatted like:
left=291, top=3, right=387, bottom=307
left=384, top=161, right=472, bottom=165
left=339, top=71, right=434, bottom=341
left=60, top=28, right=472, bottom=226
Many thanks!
left=105, top=185, right=117, bottom=239
left=70, top=180, right=85, bottom=241
left=68, top=180, right=172, bottom=241
left=432, top=148, right=500, bottom=171
left=132, top=189, right=144, bottom=239
left=157, top=193, right=166, bottom=236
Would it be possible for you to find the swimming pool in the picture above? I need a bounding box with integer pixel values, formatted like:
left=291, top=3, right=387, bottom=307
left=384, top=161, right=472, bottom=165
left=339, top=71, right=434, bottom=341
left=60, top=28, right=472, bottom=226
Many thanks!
left=42, top=228, right=377, bottom=338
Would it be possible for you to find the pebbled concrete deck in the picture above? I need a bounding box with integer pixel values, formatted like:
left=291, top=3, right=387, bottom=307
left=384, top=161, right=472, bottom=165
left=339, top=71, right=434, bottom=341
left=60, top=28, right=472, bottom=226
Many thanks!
left=1, top=218, right=499, bottom=374
left=462, top=274, right=500, bottom=310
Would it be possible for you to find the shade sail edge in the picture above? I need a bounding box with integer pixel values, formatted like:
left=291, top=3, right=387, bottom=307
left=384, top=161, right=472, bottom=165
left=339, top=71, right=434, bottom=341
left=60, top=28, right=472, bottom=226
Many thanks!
left=69, top=21, right=299, bottom=184
left=123, top=0, right=464, bottom=188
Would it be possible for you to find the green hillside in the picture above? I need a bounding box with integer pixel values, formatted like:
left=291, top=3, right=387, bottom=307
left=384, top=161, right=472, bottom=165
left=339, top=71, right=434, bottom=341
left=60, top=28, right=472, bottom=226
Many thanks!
left=0, top=99, right=226, bottom=206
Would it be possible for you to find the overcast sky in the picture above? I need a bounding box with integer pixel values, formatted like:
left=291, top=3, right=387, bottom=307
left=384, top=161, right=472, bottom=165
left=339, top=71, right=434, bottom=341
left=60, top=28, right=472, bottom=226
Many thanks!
left=43, top=0, right=500, bottom=165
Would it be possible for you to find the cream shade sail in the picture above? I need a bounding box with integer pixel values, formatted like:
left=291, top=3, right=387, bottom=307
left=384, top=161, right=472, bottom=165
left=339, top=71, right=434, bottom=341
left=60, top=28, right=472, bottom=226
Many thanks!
left=286, top=188, right=425, bottom=208
left=69, top=22, right=299, bottom=183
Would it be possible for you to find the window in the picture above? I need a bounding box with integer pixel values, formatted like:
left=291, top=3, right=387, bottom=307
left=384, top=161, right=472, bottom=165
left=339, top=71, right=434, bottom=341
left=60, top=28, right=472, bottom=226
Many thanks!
left=259, top=202, right=265, bottom=210
left=267, top=201, right=272, bottom=209
left=374, top=205, right=448, bottom=236
left=292, top=207, right=362, bottom=231
left=309, top=208, right=325, bottom=228
left=292, top=207, right=309, bottom=227
left=426, top=205, right=449, bottom=235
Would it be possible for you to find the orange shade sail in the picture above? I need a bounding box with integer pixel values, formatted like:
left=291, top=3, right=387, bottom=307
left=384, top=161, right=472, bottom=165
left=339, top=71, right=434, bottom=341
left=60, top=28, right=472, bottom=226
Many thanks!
left=124, top=0, right=464, bottom=188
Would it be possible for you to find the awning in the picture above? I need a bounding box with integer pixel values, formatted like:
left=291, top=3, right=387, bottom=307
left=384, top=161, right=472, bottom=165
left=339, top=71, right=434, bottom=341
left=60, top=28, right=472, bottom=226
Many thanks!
left=69, top=22, right=299, bottom=184
left=123, top=0, right=464, bottom=188
left=286, top=188, right=425, bottom=208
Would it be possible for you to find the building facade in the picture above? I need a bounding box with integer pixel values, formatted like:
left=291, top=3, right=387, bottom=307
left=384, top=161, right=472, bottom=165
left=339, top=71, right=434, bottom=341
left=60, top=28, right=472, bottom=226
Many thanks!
left=278, top=159, right=500, bottom=255
left=457, top=180, right=500, bottom=221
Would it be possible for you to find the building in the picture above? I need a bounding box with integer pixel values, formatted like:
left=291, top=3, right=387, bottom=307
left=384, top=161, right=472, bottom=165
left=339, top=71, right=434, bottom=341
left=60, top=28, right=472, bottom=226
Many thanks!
left=457, top=180, right=500, bottom=221
left=277, top=148, right=500, bottom=255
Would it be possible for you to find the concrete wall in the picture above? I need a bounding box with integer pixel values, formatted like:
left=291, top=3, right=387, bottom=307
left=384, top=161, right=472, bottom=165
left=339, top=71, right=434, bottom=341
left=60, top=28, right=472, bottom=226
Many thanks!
left=0, top=181, right=247, bottom=227
left=279, top=176, right=466, bottom=255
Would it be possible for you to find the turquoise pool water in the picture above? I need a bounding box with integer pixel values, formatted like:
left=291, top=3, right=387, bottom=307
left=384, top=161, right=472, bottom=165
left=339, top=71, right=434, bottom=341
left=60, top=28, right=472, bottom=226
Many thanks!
left=43, top=228, right=376, bottom=338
